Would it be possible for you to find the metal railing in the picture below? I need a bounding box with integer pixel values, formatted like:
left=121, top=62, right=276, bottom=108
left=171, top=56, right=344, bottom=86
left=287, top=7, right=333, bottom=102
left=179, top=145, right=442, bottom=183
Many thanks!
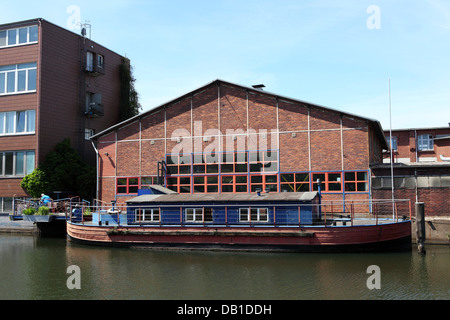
left=67, top=198, right=412, bottom=228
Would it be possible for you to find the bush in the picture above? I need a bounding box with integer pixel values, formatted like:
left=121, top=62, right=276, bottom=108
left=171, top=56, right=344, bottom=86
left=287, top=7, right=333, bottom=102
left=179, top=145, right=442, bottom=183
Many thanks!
left=22, top=207, right=36, bottom=215
left=37, top=206, right=50, bottom=216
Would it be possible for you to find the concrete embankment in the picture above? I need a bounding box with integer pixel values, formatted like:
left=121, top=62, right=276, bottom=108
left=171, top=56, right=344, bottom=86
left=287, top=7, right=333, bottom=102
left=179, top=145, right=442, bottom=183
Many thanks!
left=0, top=215, right=38, bottom=234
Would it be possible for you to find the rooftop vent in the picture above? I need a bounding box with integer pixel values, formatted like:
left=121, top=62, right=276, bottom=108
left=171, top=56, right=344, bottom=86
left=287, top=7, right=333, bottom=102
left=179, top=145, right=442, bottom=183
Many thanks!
left=252, top=84, right=265, bottom=90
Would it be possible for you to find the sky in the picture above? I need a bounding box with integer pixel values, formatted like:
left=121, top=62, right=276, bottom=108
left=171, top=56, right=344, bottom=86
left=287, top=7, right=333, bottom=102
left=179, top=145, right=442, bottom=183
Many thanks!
left=2, top=0, right=450, bottom=130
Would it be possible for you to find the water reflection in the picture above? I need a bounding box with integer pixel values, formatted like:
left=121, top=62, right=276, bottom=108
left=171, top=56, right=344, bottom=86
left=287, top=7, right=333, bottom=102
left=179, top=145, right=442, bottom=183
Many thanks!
left=0, top=234, right=449, bottom=300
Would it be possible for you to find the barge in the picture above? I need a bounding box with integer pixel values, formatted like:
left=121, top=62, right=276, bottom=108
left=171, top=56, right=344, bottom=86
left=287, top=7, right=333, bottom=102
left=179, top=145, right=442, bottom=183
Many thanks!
left=66, top=187, right=412, bottom=253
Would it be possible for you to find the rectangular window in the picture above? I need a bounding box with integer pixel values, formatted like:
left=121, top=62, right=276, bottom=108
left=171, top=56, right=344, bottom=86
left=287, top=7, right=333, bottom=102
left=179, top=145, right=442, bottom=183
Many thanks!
left=116, top=177, right=139, bottom=194
left=16, top=111, right=26, bottom=133
left=7, top=71, right=15, bottom=93
left=387, top=136, right=398, bottom=151
left=29, top=26, right=38, bottom=42
left=0, top=73, right=4, bottom=94
left=0, top=151, right=35, bottom=177
left=0, top=26, right=38, bottom=48
left=344, top=171, right=368, bottom=192
left=239, top=208, right=269, bottom=223
left=185, top=208, right=204, bottom=223
left=312, top=172, right=342, bottom=192
left=135, top=208, right=160, bottom=223
left=86, top=52, right=94, bottom=71
left=18, top=28, right=28, bottom=44
left=0, top=110, right=35, bottom=135
left=7, top=29, right=16, bottom=46
left=418, top=134, right=433, bottom=151
left=250, top=174, right=278, bottom=193
left=26, top=110, right=35, bottom=132
left=141, top=176, right=158, bottom=188
left=84, top=128, right=94, bottom=140
left=4, top=152, right=13, bottom=176
left=25, top=151, right=35, bottom=175
left=97, top=54, right=104, bottom=68
left=0, top=31, right=6, bottom=47
left=0, top=63, right=37, bottom=95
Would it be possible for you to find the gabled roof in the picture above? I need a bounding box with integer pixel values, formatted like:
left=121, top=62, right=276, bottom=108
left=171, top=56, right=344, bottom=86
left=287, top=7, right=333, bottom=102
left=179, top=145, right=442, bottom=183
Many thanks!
left=91, top=79, right=388, bottom=149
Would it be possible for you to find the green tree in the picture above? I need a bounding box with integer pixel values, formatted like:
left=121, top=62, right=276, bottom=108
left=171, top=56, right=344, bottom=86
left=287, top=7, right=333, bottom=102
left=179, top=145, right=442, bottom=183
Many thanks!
left=20, top=168, right=49, bottom=198
left=119, top=57, right=142, bottom=121
left=21, top=138, right=96, bottom=200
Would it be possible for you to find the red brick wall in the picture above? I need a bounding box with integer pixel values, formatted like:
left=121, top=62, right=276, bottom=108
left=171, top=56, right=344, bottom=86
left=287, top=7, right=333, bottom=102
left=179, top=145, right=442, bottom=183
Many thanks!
left=373, top=188, right=449, bottom=217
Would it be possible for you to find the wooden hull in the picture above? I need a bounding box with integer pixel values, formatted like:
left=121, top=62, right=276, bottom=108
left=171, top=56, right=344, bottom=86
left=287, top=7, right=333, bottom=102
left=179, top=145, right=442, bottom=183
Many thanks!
left=67, top=220, right=412, bottom=253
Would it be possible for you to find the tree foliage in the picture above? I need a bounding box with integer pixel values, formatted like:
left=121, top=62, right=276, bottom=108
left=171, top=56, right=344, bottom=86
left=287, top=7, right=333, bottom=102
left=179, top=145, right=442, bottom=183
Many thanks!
left=20, top=168, right=49, bottom=198
left=21, top=138, right=96, bottom=200
left=119, top=58, right=142, bottom=121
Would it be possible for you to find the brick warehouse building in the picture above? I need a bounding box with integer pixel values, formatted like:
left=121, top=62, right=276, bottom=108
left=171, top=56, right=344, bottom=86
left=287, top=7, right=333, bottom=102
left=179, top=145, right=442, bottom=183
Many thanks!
left=91, top=79, right=389, bottom=208
left=0, top=18, right=125, bottom=213
left=372, top=125, right=450, bottom=216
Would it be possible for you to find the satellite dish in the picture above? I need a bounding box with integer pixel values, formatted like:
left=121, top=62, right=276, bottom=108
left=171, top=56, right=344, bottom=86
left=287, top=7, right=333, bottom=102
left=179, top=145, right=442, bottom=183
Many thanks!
left=81, top=28, right=87, bottom=37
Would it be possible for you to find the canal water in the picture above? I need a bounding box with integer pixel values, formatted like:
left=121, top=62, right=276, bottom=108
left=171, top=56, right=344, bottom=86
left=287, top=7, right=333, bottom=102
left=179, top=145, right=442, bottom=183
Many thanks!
left=0, top=234, right=448, bottom=300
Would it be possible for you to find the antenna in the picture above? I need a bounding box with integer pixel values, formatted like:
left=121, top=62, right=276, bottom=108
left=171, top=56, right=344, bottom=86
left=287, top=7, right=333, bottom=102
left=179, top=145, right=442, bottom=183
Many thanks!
left=78, top=21, right=92, bottom=39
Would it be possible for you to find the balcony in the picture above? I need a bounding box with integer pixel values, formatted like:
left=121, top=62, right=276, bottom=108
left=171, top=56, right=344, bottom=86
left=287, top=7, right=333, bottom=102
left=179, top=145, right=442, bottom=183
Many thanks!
left=85, top=102, right=104, bottom=117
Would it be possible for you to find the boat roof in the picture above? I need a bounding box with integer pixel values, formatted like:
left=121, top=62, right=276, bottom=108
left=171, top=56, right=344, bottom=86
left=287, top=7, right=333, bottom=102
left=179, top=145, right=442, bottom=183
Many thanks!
left=126, top=191, right=318, bottom=204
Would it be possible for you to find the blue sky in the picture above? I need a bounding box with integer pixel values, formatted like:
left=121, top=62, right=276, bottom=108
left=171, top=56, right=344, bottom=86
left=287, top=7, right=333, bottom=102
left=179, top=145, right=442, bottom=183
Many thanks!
left=2, top=0, right=450, bottom=130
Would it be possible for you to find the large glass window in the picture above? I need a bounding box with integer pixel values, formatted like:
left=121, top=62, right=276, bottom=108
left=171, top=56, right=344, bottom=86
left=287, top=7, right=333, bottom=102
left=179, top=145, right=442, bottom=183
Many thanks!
left=0, top=151, right=35, bottom=177
left=0, top=25, right=38, bottom=48
left=0, top=63, right=37, bottom=95
left=0, top=110, right=35, bottom=135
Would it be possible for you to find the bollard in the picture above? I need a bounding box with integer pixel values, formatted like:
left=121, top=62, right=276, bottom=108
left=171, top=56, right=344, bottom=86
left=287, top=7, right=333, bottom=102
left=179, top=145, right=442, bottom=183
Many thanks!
left=415, top=202, right=426, bottom=254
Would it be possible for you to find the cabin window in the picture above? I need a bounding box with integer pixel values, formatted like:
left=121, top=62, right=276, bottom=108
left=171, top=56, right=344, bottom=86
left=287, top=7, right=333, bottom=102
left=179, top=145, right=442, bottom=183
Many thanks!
left=239, top=208, right=269, bottom=223
left=135, top=208, right=160, bottom=223
left=185, top=208, right=213, bottom=223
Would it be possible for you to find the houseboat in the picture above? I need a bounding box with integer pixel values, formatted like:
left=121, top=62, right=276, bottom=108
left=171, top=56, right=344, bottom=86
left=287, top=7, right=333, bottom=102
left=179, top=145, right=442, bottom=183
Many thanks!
left=66, top=186, right=412, bottom=253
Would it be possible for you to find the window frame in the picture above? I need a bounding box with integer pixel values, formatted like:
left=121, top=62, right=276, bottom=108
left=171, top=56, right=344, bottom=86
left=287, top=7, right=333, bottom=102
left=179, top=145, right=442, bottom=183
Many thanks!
left=185, top=207, right=214, bottom=223
left=0, top=150, right=35, bottom=177
left=135, top=208, right=160, bottom=223
left=0, top=25, right=38, bottom=49
left=0, top=63, right=37, bottom=95
left=417, top=134, right=434, bottom=151
left=116, top=177, right=139, bottom=195
left=239, top=207, right=269, bottom=223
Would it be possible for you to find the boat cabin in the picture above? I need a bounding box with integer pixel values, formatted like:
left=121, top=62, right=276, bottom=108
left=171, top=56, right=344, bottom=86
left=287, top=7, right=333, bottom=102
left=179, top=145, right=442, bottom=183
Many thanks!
left=126, top=189, right=320, bottom=227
